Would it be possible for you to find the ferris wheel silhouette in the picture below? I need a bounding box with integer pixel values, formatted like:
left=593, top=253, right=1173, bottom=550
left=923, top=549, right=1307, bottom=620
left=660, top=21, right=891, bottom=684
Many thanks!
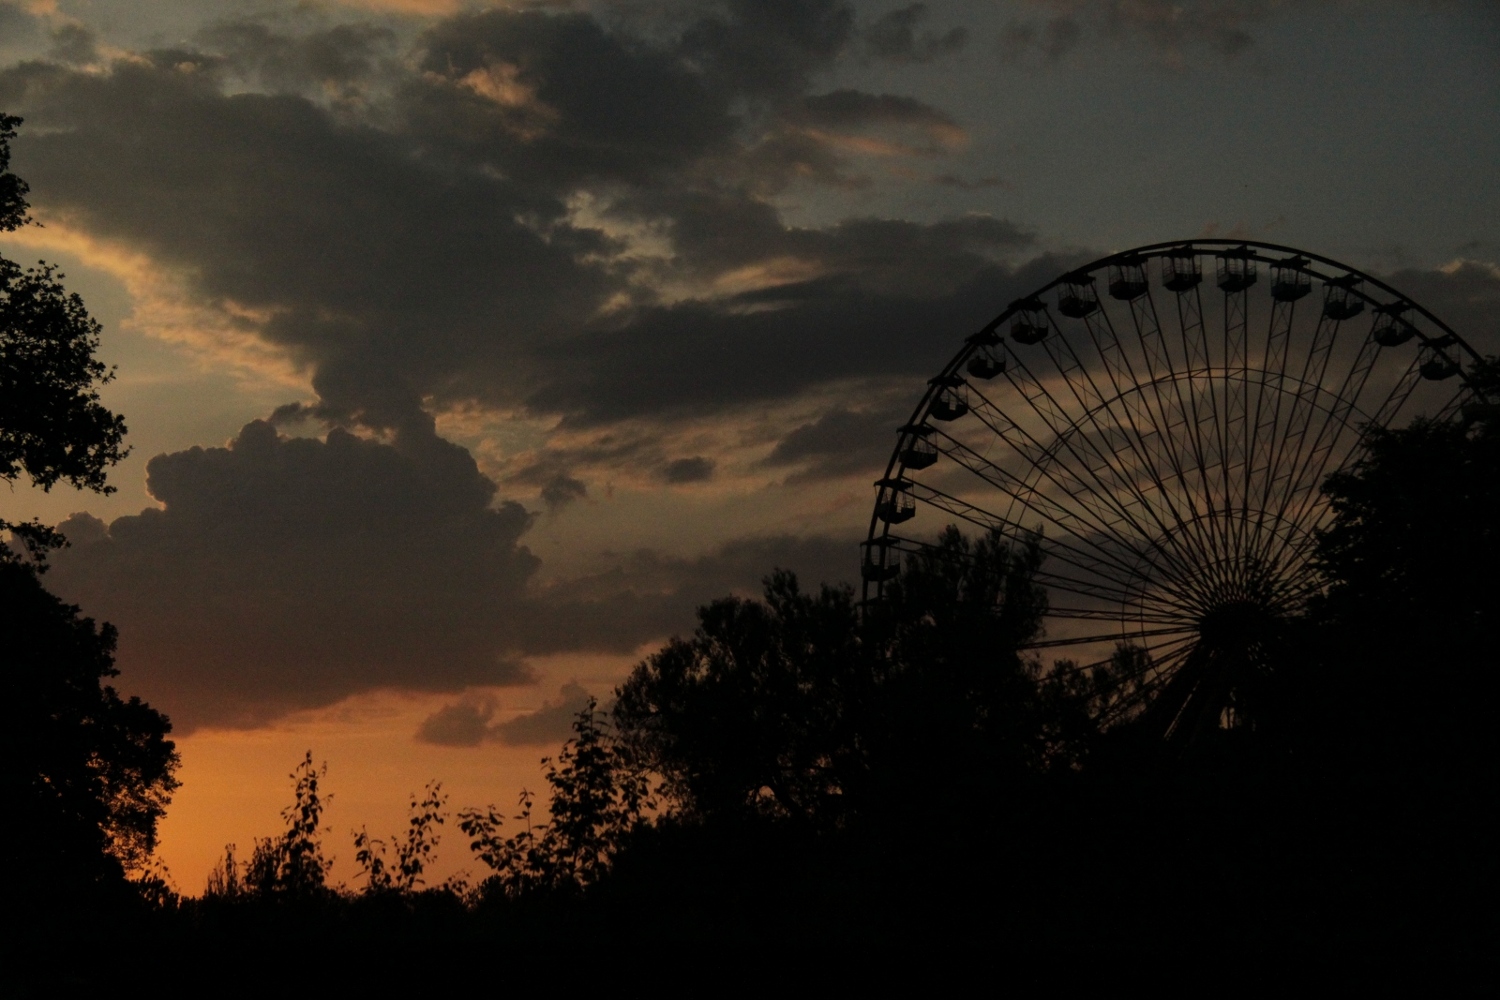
left=864, top=241, right=1485, bottom=742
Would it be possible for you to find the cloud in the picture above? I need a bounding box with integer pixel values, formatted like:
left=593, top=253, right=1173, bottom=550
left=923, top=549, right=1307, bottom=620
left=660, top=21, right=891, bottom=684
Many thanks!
left=1002, top=1, right=1266, bottom=67
left=676, top=0, right=855, bottom=101
left=45, top=417, right=541, bottom=729
left=1383, top=259, right=1500, bottom=357
left=489, top=681, right=593, bottom=746
left=1000, top=15, right=1082, bottom=64
left=864, top=3, right=969, bottom=64
left=0, top=4, right=1003, bottom=439
left=414, top=681, right=595, bottom=748
left=0, top=2, right=1053, bottom=732
left=411, top=8, right=739, bottom=187
left=201, top=19, right=397, bottom=99
left=516, top=532, right=865, bottom=658
left=1, top=51, right=619, bottom=433
left=534, top=239, right=1060, bottom=427
left=539, top=473, right=588, bottom=509
left=763, top=404, right=909, bottom=482
left=414, top=694, right=496, bottom=748
left=786, top=89, right=967, bottom=157
left=40, top=411, right=871, bottom=729
left=658, top=456, right=716, bottom=484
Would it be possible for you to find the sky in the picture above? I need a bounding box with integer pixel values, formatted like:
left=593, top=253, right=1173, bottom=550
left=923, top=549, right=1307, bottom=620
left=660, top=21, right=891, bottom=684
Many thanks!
left=1, top=0, right=1498, bottom=891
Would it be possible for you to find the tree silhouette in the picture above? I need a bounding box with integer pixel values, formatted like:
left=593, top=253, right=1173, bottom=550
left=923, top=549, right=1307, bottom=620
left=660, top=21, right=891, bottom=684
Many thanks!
left=1290, top=375, right=1500, bottom=784
left=460, top=699, right=651, bottom=898
left=0, top=558, right=179, bottom=908
left=0, top=114, right=178, bottom=928
left=242, top=752, right=335, bottom=900
left=0, top=114, right=128, bottom=558
left=355, top=781, right=448, bottom=895
left=612, top=527, right=1096, bottom=830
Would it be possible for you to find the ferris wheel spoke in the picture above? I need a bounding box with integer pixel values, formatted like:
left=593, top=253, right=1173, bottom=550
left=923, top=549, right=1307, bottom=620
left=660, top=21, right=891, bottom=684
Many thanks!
left=1289, top=344, right=1426, bottom=525
left=930, top=404, right=1148, bottom=554
left=1171, top=282, right=1240, bottom=576
left=879, top=532, right=1178, bottom=610
left=980, top=362, right=1227, bottom=593
left=1046, top=637, right=1180, bottom=679
left=1244, top=292, right=1304, bottom=565
left=1077, top=301, right=1224, bottom=574
left=1264, top=329, right=1384, bottom=552
left=1035, top=322, right=1215, bottom=570
left=960, top=383, right=1206, bottom=585
left=1269, top=352, right=1425, bottom=571
left=1046, top=606, right=1188, bottom=625
left=904, top=481, right=1151, bottom=592
left=1219, top=284, right=1253, bottom=553
left=1098, top=641, right=1199, bottom=723
left=1252, top=307, right=1341, bottom=556
left=1124, top=289, right=1231, bottom=575
left=1022, top=625, right=1197, bottom=651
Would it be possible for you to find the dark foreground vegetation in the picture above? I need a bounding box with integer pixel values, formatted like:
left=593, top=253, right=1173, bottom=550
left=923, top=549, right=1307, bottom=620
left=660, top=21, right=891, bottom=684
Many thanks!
left=7, top=408, right=1498, bottom=977
left=2, top=114, right=1496, bottom=980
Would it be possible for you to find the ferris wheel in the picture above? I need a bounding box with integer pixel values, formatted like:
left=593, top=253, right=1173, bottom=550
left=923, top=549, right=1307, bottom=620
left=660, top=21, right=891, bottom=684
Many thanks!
left=863, top=240, right=1485, bottom=742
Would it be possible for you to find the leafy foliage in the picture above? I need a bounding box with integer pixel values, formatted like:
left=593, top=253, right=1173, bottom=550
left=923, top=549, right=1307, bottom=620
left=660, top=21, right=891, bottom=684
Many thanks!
left=1295, top=394, right=1500, bottom=775
left=613, top=527, right=1101, bottom=828
left=0, top=114, right=28, bottom=232
left=0, top=116, right=128, bottom=558
left=355, top=781, right=448, bottom=894
left=241, top=752, right=335, bottom=900
left=0, top=559, right=179, bottom=899
left=459, top=698, right=652, bottom=897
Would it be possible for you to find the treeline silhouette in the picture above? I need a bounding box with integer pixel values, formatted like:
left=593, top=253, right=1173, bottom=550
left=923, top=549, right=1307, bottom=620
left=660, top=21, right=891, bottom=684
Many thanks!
left=3, top=113, right=1496, bottom=976
left=16, top=399, right=1499, bottom=967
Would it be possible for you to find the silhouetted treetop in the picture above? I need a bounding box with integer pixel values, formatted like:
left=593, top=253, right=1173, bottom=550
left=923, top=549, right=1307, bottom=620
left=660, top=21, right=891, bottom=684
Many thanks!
left=613, top=528, right=1101, bottom=829
left=0, top=114, right=128, bottom=557
left=0, top=114, right=28, bottom=232
left=0, top=558, right=179, bottom=901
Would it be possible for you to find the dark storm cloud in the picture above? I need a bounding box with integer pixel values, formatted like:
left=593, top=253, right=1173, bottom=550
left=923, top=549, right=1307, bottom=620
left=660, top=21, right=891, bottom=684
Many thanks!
left=0, top=1, right=38, bottom=42
left=0, top=1, right=1051, bottom=729
left=763, top=403, right=910, bottom=482
left=0, top=2, right=1006, bottom=432
left=863, top=3, right=969, bottom=64
left=40, top=413, right=868, bottom=729
left=47, top=24, right=99, bottom=66
left=0, top=53, right=619, bottom=430
left=538, top=244, right=1065, bottom=426
left=46, top=418, right=541, bottom=729
left=1382, top=261, right=1500, bottom=357
left=1002, top=1, right=1266, bottom=65
left=518, top=531, right=864, bottom=658
left=658, top=456, right=716, bottom=483
left=201, top=19, right=397, bottom=97
left=409, top=8, right=738, bottom=188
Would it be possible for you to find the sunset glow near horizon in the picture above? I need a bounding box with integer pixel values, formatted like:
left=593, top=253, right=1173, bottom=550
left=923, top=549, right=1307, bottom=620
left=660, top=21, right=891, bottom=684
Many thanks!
left=1, top=0, right=1497, bottom=892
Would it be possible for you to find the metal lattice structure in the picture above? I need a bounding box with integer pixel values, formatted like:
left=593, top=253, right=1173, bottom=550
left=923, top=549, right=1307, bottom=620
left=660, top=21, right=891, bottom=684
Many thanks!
left=863, top=240, right=1485, bottom=741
